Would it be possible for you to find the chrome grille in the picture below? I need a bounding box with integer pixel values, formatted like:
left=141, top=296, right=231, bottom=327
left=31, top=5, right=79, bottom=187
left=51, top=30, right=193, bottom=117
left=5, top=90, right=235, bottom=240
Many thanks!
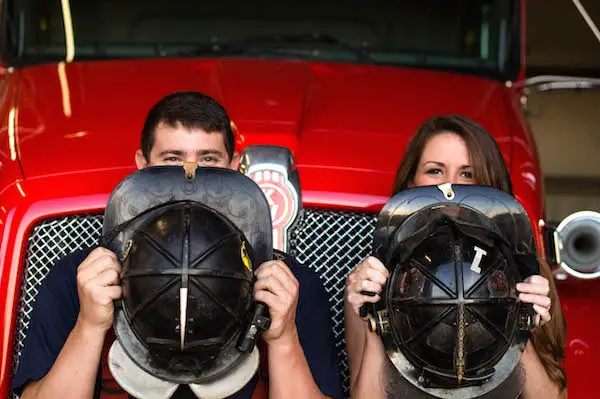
left=13, top=209, right=377, bottom=397
left=12, top=215, right=104, bottom=374
left=289, top=209, right=377, bottom=396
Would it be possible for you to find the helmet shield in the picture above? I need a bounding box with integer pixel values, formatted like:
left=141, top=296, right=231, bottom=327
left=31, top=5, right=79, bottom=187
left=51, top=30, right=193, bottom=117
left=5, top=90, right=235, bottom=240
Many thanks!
left=101, top=166, right=272, bottom=389
left=371, top=184, right=538, bottom=399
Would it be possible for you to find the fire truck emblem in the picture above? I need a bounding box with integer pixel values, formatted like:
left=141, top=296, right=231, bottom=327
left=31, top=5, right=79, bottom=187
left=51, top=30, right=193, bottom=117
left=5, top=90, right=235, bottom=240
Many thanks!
left=239, top=146, right=302, bottom=252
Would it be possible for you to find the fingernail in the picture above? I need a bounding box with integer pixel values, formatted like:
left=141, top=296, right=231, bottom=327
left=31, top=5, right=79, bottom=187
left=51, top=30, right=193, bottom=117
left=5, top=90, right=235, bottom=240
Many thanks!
left=516, top=283, right=524, bottom=291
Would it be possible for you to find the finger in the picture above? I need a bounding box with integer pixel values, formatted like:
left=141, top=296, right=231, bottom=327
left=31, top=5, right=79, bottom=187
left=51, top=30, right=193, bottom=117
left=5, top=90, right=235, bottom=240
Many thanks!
left=254, top=265, right=295, bottom=295
left=273, top=260, right=297, bottom=283
left=523, top=275, right=549, bottom=287
left=349, top=292, right=380, bottom=306
left=533, top=304, right=552, bottom=323
left=95, top=285, right=123, bottom=305
left=347, top=265, right=368, bottom=285
left=254, top=275, right=289, bottom=297
left=256, top=260, right=296, bottom=282
left=365, top=256, right=390, bottom=278
left=354, top=279, right=383, bottom=295
left=519, top=293, right=551, bottom=308
left=254, top=289, right=278, bottom=309
left=78, top=255, right=121, bottom=284
left=105, top=285, right=123, bottom=301
left=348, top=258, right=374, bottom=279
left=255, top=262, right=297, bottom=293
left=79, top=248, right=117, bottom=270
left=364, top=268, right=388, bottom=286
left=90, top=268, right=121, bottom=287
left=516, top=282, right=550, bottom=296
left=352, top=294, right=380, bottom=317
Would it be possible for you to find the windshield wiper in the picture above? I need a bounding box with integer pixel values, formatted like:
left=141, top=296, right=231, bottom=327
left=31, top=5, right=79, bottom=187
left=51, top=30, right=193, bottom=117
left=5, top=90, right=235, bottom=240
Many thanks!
left=240, top=33, right=372, bottom=62
left=175, top=41, right=252, bottom=57
left=178, top=33, right=372, bottom=62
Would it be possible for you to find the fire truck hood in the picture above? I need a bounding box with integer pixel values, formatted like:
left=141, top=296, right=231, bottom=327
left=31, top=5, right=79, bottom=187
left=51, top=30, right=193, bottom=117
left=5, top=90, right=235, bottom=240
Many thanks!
left=15, top=58, right=512, bottom=198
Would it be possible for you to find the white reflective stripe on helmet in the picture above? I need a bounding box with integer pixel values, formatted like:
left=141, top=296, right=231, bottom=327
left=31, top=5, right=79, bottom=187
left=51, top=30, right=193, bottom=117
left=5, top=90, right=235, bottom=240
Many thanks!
left=108, top=339, right=260, bottom=399
left=189, top=345, right=260, bottom=399
left=108, top=340, right=180, bottom=399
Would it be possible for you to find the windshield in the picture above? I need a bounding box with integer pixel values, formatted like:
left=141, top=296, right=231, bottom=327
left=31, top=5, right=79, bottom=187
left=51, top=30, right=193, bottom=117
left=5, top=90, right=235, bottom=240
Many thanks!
left=6, top=0, right=520, bottom=80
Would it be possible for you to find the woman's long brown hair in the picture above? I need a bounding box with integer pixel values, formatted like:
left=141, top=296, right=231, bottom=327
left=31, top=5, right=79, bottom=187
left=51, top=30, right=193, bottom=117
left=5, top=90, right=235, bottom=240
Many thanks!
left=392, top=114, right=567, bottom=392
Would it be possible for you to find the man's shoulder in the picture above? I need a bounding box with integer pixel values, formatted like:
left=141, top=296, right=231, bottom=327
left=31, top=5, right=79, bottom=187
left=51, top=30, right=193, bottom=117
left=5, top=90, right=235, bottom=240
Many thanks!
left=273, top=250, right=329, bottom=306
left=41, top=246, right=96, bottom=290
left=273, top=250, right=322, bottom=287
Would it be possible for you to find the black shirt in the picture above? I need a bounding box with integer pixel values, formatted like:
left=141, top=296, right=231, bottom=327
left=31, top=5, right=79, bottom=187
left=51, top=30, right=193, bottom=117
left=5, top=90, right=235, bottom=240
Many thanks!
left=12, top=247, right=343, bottom=399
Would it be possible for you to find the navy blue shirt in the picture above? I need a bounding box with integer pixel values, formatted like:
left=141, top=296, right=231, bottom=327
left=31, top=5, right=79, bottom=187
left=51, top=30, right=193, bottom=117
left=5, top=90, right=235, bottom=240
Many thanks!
left=12, top=247, right=342, bottom=399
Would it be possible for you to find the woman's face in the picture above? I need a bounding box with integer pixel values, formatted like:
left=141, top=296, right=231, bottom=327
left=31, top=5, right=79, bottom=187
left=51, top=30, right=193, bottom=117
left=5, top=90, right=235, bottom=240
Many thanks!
left=410, top=132, right=475, bottom=188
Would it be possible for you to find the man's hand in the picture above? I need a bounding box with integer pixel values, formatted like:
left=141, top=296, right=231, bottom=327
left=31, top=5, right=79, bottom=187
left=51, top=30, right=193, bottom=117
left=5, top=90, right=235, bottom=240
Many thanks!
left=253, top=260, right=299, bottom=344
left=76, top=247, right=123, bottom=333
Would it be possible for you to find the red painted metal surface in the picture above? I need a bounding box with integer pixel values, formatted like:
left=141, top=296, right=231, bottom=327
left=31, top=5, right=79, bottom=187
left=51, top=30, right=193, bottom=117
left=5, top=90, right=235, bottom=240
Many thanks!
left=0, top=29, right=596, bottom=399
left=556, top=278, right=600, bottom=397
left=15, top=59, right=514, bottom=201
left=0, top=170, right=131, bottom=397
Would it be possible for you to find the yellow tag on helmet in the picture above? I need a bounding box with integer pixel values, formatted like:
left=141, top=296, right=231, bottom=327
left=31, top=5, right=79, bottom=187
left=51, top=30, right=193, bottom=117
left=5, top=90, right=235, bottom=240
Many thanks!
left=241, top=241, right=252, bottom=272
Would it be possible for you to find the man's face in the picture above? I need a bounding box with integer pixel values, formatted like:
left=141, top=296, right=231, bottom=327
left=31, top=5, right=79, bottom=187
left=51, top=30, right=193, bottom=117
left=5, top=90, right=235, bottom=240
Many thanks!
left=136, top=122, right=239, bottom=170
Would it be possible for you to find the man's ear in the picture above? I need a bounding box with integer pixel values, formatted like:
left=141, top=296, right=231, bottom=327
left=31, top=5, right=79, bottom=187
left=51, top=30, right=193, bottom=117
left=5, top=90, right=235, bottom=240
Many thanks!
left=229, top=152, right=240, bottom=170
left=135, top=149, right=149, bottom=170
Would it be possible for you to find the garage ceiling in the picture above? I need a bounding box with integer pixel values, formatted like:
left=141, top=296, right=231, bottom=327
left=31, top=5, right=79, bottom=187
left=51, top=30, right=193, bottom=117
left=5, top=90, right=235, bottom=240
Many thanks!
left=527, top=0, right=600, bottom=76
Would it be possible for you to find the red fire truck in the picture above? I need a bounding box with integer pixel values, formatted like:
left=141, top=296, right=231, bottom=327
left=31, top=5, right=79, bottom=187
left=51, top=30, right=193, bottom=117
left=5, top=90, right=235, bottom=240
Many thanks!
left=0, top=1, right=599, bottom=398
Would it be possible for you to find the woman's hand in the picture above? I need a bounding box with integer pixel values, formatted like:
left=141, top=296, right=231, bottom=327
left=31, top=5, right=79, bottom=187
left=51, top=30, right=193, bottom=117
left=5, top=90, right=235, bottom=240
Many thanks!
left=516, top=275, right=552, bottom=327
left=345, top=256, right=390, bottom=318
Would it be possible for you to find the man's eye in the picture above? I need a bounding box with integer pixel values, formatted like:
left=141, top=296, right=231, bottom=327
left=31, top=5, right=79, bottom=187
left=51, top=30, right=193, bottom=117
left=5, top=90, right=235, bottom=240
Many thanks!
left=164, top=157, right=181, bottom=163
left=201, top=157, right=218, bottom=163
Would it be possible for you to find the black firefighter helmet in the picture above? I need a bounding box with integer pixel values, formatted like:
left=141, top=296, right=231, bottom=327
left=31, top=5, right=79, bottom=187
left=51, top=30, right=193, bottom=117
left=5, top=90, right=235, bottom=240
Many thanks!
left=100, top=165, right=272, bottom=397
left=366, top=183, right=539, bottom=399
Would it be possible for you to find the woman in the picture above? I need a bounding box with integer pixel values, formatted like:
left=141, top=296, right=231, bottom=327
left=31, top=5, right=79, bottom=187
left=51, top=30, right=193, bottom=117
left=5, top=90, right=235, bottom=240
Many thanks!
left=344, top=115, right=567, bottom=399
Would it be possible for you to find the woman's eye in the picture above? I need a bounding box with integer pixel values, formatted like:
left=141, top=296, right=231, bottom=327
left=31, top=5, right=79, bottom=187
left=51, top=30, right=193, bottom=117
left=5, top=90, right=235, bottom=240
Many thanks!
left=426, top=168, right=443, bottom=175
left=461, top=171, right=474, bottom=179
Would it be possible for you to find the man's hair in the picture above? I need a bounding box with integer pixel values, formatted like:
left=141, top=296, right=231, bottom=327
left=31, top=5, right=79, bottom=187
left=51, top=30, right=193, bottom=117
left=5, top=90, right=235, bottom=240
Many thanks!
left=140, top=91, right=235, bottom=161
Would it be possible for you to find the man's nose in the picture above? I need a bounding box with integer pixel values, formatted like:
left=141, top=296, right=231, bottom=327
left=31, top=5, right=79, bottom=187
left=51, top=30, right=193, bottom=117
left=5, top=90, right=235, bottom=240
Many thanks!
left=182, top=157, right=199, bottom=165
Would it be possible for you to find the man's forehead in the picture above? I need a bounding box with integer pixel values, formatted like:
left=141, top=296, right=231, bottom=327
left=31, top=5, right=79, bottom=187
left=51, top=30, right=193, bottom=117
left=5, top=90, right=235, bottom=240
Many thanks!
left=154, top=121, right=214, bottom=136
left=151, top=123, right=227, bottom=151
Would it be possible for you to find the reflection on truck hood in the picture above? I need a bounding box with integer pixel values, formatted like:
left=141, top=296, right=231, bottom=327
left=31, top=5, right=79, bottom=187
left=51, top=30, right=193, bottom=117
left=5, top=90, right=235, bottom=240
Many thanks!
left=16, top=58, right=511, bottom=198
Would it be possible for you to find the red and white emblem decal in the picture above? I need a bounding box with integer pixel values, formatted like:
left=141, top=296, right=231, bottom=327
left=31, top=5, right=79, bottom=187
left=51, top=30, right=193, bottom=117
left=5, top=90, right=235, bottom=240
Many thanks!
left=248, top=166, right=299, bottom=252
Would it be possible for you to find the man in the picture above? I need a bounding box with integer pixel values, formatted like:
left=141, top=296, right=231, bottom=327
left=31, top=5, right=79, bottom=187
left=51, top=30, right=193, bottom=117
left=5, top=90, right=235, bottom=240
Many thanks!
left=12, top=92, right=342, bottom=399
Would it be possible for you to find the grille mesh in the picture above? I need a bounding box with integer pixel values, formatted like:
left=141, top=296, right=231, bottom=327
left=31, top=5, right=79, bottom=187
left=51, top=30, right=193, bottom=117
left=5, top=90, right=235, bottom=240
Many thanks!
left=289, top=209, right=377, bottom=395
left=12, top=210, right=376, bottom=397
left=12, top=216, right=104, bottom=373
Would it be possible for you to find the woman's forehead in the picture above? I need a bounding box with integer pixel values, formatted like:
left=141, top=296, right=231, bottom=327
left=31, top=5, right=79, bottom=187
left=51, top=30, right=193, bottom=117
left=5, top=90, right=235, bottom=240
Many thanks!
left=421, top=132, right=470, bottom=164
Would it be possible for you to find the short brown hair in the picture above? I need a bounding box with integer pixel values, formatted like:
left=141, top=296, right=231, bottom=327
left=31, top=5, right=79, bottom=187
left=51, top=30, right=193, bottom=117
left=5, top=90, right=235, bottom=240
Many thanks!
left=140, top=91, right=235, bottom=161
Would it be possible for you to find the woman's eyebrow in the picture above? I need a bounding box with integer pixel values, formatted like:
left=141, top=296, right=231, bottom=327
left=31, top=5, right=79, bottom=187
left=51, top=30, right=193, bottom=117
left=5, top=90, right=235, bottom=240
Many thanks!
left=422, top=161, right=445, bottom=167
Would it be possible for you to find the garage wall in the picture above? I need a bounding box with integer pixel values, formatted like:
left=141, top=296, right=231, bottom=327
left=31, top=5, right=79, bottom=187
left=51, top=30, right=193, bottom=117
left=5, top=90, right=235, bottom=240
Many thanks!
left=526, top=0, right=600, bottom=222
